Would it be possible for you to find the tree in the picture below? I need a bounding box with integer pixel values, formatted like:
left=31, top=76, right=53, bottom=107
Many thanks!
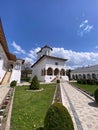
left=30, top=75, right=40, bottom=90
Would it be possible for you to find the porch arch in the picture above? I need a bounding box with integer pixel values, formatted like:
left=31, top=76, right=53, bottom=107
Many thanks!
left=60, top=69, right=65, bottom=76
left=54, top=68, right=59, bottom=76
left=47, top=67, right=53, bottom=75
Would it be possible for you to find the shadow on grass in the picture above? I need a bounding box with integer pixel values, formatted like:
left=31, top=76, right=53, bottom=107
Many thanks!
left=88, top=101, right=98, bottom=108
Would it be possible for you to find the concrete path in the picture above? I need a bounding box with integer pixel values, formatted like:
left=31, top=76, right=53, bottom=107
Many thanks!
left=60, top=82, right=98, bottom=130
left=0, top=85, right=10, bottom=106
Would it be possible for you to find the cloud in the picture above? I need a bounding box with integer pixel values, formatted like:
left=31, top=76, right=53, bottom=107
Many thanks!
left=79, top=19, right=88, bottom=28
left=84, top=25, right=93, bottom=32
left=12, top=41, right=26, bottom=54
left=11, top=43, right=98, bottom=69
left=52, top=47, right=98, bottom=69
left=27, top=47, right=40, bottom=60
left=78, top=19, right=93, bottom=36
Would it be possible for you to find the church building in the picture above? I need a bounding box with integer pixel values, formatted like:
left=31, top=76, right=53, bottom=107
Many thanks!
left=31, top=45, right=68, bottom=82
left=0, top=20, right=24, bottom=84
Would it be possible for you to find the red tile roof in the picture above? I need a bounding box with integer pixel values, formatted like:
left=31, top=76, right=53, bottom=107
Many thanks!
left=0, top=19, right=16, bottom=61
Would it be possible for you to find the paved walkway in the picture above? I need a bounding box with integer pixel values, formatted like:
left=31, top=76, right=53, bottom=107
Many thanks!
left=60, top=82, right=98, bottom=130
left=0, top=85, right=10, bottom=106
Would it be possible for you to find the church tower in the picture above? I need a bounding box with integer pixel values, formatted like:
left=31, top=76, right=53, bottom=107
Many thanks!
left=37, top=45, right=53, bottom=59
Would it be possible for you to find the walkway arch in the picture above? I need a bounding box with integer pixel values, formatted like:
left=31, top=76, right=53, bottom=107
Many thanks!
left=54, top=68, right=59, bottom=76
left=92, top=73, right=96, bottom=80
left=47, top=67, right=53, bottom=75
left=87, top=74, right=91, bottom=79
left=60, top=69, right=65, bottom=76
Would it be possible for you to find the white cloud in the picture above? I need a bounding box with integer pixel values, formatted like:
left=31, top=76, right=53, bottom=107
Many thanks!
left=27, top=47, right=40, bottom=60
left=12, top=41, right=26, bottom=54
left=24, top=57, right=34, bottom=63
left=84, top=20, right=88, bottom=23
left=84, top=25, right=93, bottom=32
left=11, top=43, right=98, bottom=69
left=79, top=20, right=88, bottom=28
left=78, top=19, right=93, bottom=36
left=52, top=47, right=98, bottom=69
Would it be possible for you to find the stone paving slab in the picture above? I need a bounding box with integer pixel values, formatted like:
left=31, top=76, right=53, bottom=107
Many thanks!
left=60, top=82, right=98, bottom=130
left=0, top=85, right=10, bottom=106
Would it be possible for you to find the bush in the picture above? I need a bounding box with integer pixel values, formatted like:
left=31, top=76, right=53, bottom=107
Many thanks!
left=30, top=75, right=40, bottom=90
left=94, top=88, right=98, bottom=104
left=21, top=77, right=30, bottom=82
left=10, top=80, right=17, bottom=87
left=57, top=79, right=60, bottom=83
left=77, top=79, right=96, bottom=85
left=44, top=102, right=74, bottom=130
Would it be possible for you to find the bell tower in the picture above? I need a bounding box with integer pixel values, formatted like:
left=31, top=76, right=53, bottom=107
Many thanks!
left=37, top=45, right=53, bottom=59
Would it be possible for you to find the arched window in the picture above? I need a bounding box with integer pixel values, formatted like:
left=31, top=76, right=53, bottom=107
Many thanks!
left=83, top=74, right=86, bottom=79
left=76, top=74, right=78, bottom=80
left=87, top=74, right=91, bottom=79
left=60, top=69, right=65, bottom=76
left=72, top=75, right=75, bottom=79
left=92, top=73, right=96, bottom=80
left=41, top=69, right=44, bottom=76
left=47, top=67, right=53, bottom=75
left=79, top=74, right=82, bottom=79
left=54, top=68, right=59, bottom=76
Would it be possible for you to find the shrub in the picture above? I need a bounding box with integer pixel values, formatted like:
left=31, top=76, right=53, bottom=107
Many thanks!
left=44, top=102, right=74, bottom=130
left=30, top=75, right=40, bottom=90
left=21, top=77, right=30, bottom=82
left=94, top=88, right=98, bottom=104
left=57, top=79, right=60, bottom=83
left=10, top=80, right=17, bottom=87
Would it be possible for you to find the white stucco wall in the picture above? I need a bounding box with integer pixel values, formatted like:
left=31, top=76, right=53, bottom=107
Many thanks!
left=32, top=57, right=68, bottom=82
left=71, top=71, right=98, bottom=80
left=10, top=69, right=21, bottom=83
left=0, top=43, right=8, bottom=69
left=0, top=60, right=6, bottom=82
left=0, top=43, right=8, bottom=82
left=32, top=58, right=46, bottom=82
left=10, top=60, right=23, bottom=83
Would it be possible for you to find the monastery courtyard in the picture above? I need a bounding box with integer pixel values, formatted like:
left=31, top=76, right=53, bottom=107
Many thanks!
left=0, top=82, right=98, bottom=130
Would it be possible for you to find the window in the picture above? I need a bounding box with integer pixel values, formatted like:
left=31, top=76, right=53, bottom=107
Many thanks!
left=54, top=68, right=59, bottom=75
left=47, top=68, right=53, bottom=75
left=55, top=62, right=58, bottom=65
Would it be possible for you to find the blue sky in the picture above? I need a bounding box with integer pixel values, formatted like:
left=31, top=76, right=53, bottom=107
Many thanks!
left=0, top=0, right=98, bottom=69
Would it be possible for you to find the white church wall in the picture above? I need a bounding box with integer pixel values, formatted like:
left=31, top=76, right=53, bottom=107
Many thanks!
left=32, top=58, right=47, bottom=82
left=31, top=57, right=68, bottom=82
left=45, top=58, right=65, bottom=67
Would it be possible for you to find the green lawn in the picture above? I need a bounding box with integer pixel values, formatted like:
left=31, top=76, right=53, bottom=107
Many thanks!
left=10, top=84, right=56, bottom=130
left=71, top=82, right=98, bottom=94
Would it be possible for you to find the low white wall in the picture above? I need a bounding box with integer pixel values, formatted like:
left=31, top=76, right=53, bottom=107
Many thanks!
left=62, top=76, right=69, bottom=81
left=45, top=75, right=56, bottom=82
left=10, top=70, right=21, bottom=83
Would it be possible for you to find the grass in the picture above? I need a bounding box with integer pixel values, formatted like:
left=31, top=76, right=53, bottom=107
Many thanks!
left=10, top=84, right=56, bottom=130
left=71, top=82, right=98, bottom=94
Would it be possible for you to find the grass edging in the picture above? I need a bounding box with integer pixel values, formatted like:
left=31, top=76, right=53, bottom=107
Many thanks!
left=70, top=83, right=95, bottom=101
